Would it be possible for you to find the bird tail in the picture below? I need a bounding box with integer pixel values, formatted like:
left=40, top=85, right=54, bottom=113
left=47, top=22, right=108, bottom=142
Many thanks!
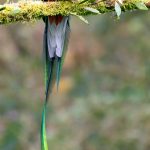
left=41, top=16, right=70, bottom=150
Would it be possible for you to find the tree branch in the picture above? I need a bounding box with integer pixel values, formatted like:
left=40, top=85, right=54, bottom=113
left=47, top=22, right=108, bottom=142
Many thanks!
left=0, top=0, right=149, bottom=24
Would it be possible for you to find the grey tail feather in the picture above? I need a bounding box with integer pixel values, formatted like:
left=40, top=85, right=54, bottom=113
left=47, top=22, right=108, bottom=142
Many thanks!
left=55, top=17, right=70, bottom=92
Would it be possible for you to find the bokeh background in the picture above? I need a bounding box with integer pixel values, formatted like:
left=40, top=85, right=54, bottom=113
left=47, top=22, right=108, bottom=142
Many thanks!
left=0, top=3, right=150, bottom=150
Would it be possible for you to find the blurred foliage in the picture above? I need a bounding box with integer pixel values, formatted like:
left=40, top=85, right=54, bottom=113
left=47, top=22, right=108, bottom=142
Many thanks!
left=0, top=10, right=150, bottom=150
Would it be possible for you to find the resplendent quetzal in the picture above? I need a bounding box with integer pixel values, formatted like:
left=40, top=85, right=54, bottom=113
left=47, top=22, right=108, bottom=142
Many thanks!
left=41, top=0, right=70, bottom=150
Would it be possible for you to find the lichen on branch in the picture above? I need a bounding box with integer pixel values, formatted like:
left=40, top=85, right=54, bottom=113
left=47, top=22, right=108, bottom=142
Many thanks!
left=0, top=0, right=149, bottom=24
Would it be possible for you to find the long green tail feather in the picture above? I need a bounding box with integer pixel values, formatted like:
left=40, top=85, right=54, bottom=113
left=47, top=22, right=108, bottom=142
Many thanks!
left=41, top=17, right=49, bottom=150
left=56, top=57, right=61, bottom=91
left=45, top=58, right=55, bottom=99
left=41, top=102, right=48, bottom=150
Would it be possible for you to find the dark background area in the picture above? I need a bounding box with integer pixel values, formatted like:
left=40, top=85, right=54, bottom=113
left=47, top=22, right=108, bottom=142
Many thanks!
left=0, top=7, right=150, bottom=150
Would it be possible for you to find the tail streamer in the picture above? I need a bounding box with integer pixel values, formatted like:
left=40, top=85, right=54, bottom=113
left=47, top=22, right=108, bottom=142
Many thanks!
left=40, top=16, right=70, bottom=150
left=41, top=101, right=48, bottom=150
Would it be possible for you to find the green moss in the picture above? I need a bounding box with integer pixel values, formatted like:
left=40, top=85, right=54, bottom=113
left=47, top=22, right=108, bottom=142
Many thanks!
left=0, top=0, right=149, bottom=24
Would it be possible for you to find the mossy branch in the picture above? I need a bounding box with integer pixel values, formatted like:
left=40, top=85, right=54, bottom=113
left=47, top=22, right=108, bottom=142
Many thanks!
left=0, top=0, right=150, bottom=24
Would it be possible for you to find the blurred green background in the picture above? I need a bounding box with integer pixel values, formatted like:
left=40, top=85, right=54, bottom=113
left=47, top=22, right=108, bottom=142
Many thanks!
left=0, top=7, right=150, bottom=150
